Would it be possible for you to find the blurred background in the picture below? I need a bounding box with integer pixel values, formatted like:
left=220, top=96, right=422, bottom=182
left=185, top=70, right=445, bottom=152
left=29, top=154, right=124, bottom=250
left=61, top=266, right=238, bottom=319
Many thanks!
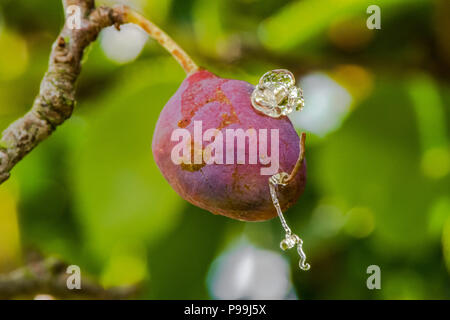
left=0, top=0, right=449, bottom=299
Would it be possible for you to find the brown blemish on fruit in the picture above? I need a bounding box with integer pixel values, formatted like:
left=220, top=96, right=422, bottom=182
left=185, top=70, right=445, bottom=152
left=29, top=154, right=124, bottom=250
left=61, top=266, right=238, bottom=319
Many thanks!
left=214, top=88, right=231, bottom=105
left=178, top=119, right=189, bottom=128
left=217, top=110, right=239, bottom=131
left=231, top=167, right=241, bottom=192
left=215, top=89, right=240, bottom=130
left=179, top=139, right=206, bottom=172
left=180, top=84, right=240, bottom=129
left=180, top=162, right=206, bottom=172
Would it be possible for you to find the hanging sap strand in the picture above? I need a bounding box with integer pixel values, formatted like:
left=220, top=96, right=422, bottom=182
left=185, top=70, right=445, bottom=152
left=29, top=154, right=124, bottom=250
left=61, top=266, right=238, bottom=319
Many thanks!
left=251, top=69, right=310, bottom=271
left=269, top=166, right=310, bottom=271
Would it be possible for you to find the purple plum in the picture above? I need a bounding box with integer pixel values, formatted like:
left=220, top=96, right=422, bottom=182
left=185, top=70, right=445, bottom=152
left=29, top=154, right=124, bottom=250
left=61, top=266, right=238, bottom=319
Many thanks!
left=152, top=70, right=306, bottom=221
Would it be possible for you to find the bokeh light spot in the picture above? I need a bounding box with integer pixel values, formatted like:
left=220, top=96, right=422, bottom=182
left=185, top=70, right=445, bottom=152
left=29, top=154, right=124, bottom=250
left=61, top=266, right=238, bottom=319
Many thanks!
left=101, top=23, right=148, bottom=64
left=344, top=207, right=375, bottom=238
left=101, top=245, right=147, bottom=287
left=328, top=17, right=374, bottom=52
left=0, top=30, right=28, bottom=81
left=421, top=147, right=450, bottom=179
left=331, top=64, right=374, bottom=103
left=0, top=184, right=21, bottom=272
left=207, top=241, right=294, bottom=300
left=290, top=72, right=352, bottom=137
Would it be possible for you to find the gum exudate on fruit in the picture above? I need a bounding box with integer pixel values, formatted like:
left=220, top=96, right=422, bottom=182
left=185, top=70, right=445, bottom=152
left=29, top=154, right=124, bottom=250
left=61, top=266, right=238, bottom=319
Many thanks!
left=152, top=70, right=306, bottom=222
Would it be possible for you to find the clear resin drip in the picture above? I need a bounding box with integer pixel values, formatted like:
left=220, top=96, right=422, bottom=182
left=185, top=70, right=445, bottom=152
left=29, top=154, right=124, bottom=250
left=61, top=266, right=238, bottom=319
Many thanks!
left=251, top=69, right=304, bottom=118
left=269, top=173, right=310, bottom=271
left=253, top=69, right=309, bottom=271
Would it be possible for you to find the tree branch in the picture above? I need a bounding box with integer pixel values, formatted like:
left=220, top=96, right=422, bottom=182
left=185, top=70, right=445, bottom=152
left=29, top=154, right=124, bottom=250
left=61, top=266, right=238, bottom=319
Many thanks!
left=0, top=257, right=139, bottom=300
left=0, top=0, right=126, bottom=184
left=0, top=1, right=200, bottom=185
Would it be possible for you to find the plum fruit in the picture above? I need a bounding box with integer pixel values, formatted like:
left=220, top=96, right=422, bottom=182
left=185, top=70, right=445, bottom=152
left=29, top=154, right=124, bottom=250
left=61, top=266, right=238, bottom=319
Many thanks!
left=152, top=70, right=306, bottom=221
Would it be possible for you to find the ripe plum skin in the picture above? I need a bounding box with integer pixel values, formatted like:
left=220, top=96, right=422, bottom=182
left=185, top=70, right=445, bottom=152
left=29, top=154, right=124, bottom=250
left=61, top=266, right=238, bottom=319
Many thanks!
left=152, top=70, right=306, bottom=221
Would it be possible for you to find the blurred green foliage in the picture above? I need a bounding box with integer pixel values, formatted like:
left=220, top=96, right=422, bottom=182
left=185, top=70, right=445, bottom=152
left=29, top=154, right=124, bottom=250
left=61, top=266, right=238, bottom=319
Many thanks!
left=0, top=0, right=449, bottom=299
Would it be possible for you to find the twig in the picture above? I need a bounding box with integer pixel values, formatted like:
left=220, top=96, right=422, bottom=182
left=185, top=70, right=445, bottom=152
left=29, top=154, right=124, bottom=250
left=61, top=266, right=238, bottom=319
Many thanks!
left=0, top=0, right=126, bottom=184
left=0, top=1, right=199, bottom=185
left=123, top=8, right=199, bottom=74
left=0, top=257, right=139, bottom=300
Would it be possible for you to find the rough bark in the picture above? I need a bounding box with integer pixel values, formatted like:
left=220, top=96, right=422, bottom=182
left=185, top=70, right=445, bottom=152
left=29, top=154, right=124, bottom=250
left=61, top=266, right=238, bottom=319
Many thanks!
left=0, top=0, right=126, bottom=184
left=0, top=257, right=138, bottom=300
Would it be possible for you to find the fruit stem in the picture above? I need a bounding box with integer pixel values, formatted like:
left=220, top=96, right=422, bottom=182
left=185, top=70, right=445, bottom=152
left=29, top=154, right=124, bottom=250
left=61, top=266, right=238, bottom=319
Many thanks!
left=121, top=6, right=199, bottom=75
